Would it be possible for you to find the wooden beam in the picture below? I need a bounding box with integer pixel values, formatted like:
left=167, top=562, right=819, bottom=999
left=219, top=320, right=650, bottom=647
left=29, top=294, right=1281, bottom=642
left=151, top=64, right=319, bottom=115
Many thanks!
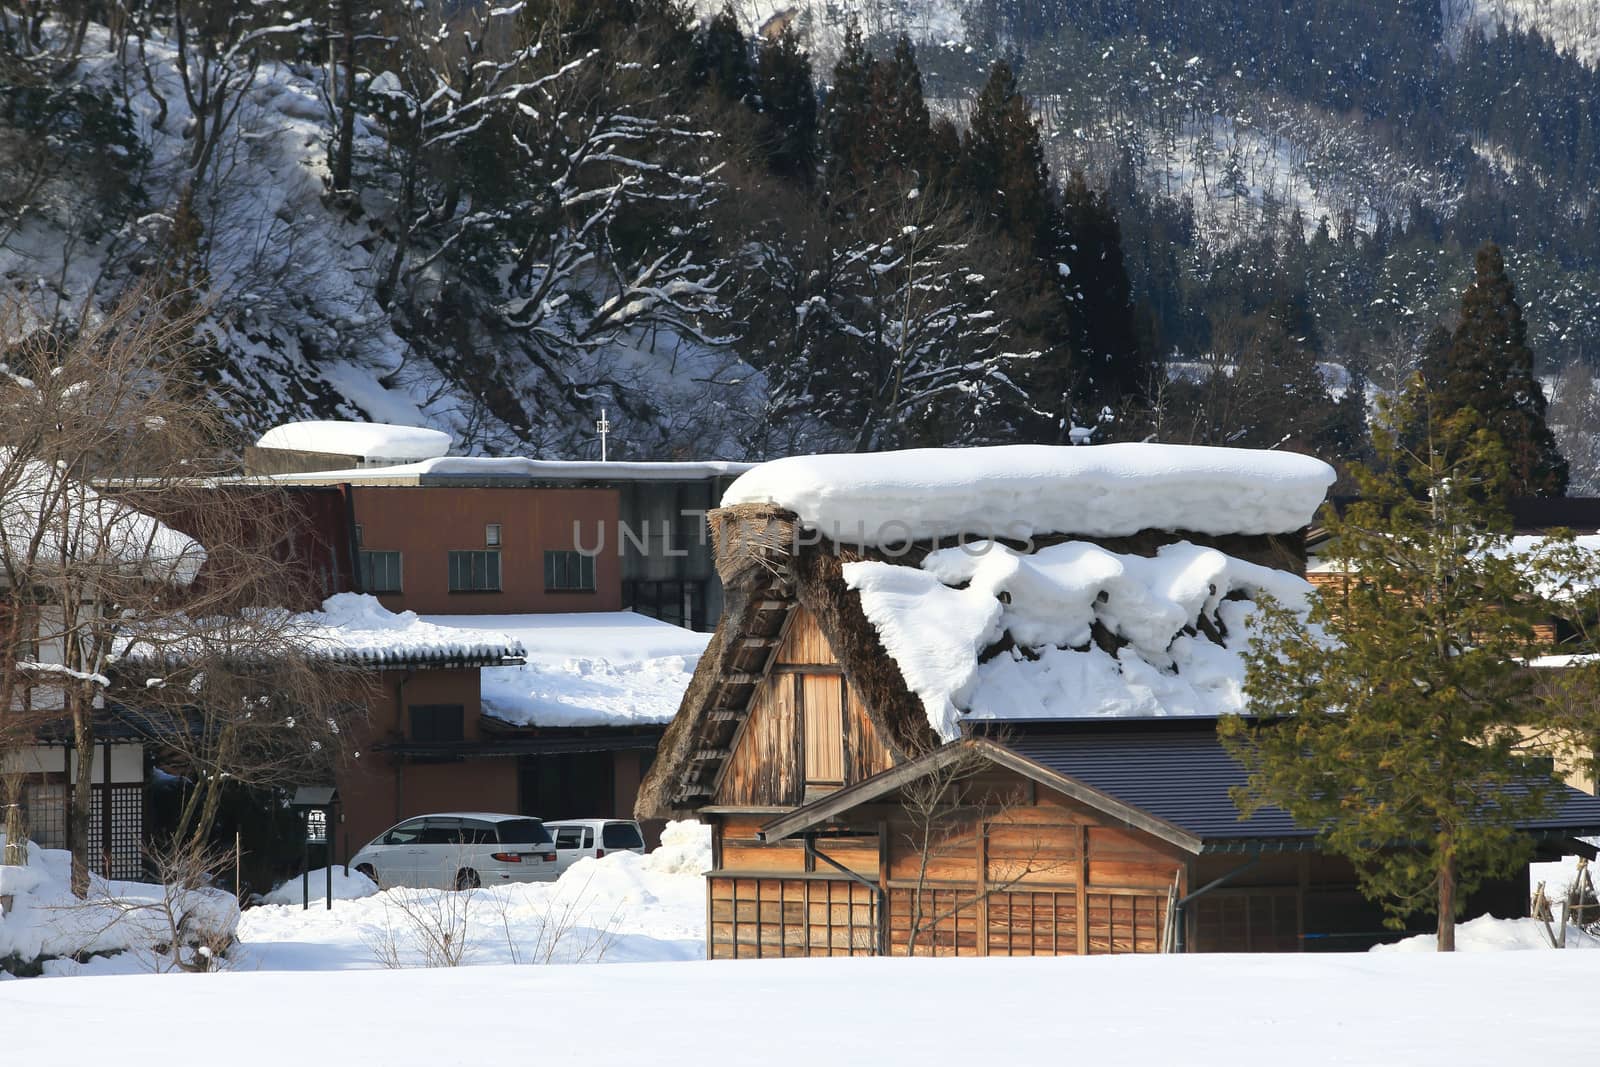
left=692, top=748, right=731, bottom=762
left=720, top=672, right=762, bottom=686
left=1075, top=824, right=1089, bottom=955
left=708, top=710, right=740, bottom=723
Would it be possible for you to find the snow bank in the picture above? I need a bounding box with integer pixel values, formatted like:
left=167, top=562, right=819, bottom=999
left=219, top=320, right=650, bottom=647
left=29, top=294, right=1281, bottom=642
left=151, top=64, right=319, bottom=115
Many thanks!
left=0, top=838, right=238, bottom=966
left=256, top=421, right=452, bottom=461
left=846, top=540, right=1312, bottom=738
left=1371, top=914, right=1600, bottom=952
left=293, top=594, right=525, bottom=667
left=235, top=820, right=710, bottom=971
left=422, top=613, right=710, bottom=727
left=260, top=868, right=379, bottom=907
left=722, top=443, right=1336, bottom=544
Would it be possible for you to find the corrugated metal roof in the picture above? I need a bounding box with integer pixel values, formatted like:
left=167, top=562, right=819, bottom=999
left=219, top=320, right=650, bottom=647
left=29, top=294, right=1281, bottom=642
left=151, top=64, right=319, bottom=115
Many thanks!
left=1001, top=725, right=1600, bottom=847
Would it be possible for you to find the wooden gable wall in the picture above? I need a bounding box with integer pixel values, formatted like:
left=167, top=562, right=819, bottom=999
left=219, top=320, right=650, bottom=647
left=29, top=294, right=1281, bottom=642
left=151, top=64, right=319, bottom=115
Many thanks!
left=715, top=606, right=895, bottom=808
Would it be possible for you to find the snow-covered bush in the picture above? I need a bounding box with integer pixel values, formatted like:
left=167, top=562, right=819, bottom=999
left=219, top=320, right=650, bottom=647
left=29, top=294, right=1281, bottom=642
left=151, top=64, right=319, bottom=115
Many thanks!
left=0, top=834, right=239, bottom=974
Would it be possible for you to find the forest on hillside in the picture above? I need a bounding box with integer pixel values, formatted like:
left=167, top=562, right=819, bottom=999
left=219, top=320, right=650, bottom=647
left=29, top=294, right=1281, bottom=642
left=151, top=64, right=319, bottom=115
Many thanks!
left=1, top=0, right=1597, bottom=489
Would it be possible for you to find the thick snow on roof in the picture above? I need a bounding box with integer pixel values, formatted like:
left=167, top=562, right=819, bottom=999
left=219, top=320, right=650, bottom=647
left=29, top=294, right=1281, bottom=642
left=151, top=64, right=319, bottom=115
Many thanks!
left=845, top=540, right=1312, bottom=740
left=256, top=421, right=453, bottom=460
left=0, top=453, right=205, bottom=585
left=722, top=443, right=1335, bottom=543
left=294, top=594, right=524, bottom=667
left=270, top=456, right=753, bottom=483
left=420, top=612, right=710, bottom=728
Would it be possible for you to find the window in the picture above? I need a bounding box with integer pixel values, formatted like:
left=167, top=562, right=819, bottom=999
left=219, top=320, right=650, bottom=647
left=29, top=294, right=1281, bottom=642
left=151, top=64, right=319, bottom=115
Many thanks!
left=383, top=819, right=425, bottom=845
left=553, top=827, right=585, bottom=850
left=544, top=550, right=595, bottom=592
left=353, top=523, right=363, bottom=546
left=419, top=819, right=464, bottom=845
left=360, top=550, right=402, bottom=593
left=485, top=523, right=502, bottom=547
left=494, top=819, right=551, bottom=845
left=409, top=704, right=464, bottom=742
left=802, top=674, right=844, bottom=789
left=602, top=822, right=644, bottom=850
left=448, top=550, right=501, bottom=592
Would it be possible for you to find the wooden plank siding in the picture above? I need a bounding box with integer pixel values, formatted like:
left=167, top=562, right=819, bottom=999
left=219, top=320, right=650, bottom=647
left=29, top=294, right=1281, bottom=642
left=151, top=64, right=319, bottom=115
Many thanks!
left=714, top=606, right=894, bottom=807
left=705, top=773, right=1186, bottom=959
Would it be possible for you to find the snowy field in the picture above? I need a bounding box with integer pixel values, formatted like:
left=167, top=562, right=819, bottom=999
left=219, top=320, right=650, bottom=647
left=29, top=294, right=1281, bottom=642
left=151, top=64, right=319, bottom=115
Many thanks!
left=8, top=820, right=1600, bottom=1064
left=9, top=952, right=1600, bottom=1065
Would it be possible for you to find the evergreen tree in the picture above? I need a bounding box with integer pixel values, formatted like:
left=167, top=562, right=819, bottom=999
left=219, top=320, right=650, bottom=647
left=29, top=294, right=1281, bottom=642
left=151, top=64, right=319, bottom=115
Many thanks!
left=1222, top=391, right=1576, bottom=951
left=1058, top=170, right=1146, bottom=406
left=961, top=60, right=1052, bottom=250
left=753, top=26, right=817, bottom=180
left=694, top=5, right=752, bottom=102
left=820, top=21, right=875, bottom=189
left=1426, top=242, right=1567, bottom=497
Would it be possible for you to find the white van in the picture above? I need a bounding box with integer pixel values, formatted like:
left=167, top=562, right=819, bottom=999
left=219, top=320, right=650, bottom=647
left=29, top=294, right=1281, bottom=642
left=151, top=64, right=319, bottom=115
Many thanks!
left=350, top=812, right=559, bottom=890
left=544, top=819, right=647, bottom=874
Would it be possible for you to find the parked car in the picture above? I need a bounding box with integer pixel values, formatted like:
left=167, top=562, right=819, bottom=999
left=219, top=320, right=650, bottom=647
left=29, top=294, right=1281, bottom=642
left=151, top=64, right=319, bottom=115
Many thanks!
left=350, top=812, right=559, bottom=890
left=544, top=819, right=647, bottom=874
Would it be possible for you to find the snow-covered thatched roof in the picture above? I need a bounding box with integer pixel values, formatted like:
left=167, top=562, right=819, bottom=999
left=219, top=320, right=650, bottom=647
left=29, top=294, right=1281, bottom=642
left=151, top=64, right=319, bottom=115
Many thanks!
left=720, top=443, right=1335, bottom=544
left=846, top=540, right=1312, bottom=740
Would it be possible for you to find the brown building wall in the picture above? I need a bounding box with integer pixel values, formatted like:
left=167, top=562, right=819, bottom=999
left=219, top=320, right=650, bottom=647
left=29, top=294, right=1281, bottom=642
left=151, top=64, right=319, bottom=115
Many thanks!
left=350, top=486, right=622, bottom=615
left=335, top=666, right=519, bottom=852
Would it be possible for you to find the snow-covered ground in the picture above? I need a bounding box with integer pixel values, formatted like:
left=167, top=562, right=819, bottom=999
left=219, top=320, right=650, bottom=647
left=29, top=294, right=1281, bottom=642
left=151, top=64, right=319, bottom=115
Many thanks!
left=11, top=950, right=1600, bottom=1065
left=24, top=821, right=710, bottom=977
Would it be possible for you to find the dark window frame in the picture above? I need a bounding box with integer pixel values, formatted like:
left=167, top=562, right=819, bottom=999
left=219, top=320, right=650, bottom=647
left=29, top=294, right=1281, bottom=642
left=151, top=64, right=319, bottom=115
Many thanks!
left=448, top=549, right=502, bottom=593
left=409, top=704, right=465, bottom=742
left=360, top=549, right=403, bottom=594
left=543, top=549, right=596, bottom=592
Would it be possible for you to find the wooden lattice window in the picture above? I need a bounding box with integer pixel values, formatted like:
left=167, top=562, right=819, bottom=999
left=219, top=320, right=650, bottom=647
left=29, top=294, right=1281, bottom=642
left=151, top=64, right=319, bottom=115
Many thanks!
left=86, top=784, right=144, bottom=881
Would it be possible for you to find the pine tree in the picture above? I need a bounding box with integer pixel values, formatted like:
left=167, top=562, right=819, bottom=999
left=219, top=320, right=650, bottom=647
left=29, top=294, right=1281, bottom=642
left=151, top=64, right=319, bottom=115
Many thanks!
left=1426, top=242, right=1568, bottom=497
left=820, top=21, right=874, bottom=189
left=961, top=60, right=1052, bottom=251
left=695, top=5, right=752, bottom=103
left=864, top=37, right=932, bottom=179
left=1222, top=391, right=1573, bottom=951
left=1059, top=170, right=1146, bottom=406
left=754, top=26, right=817, bottom=180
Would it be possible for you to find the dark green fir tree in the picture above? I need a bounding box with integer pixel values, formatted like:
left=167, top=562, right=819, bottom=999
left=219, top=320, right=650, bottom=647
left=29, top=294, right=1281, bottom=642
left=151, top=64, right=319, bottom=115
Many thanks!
left=1222, top=390, right=1575, bottom=951
left=1428, top=242, right=1568, bottom=497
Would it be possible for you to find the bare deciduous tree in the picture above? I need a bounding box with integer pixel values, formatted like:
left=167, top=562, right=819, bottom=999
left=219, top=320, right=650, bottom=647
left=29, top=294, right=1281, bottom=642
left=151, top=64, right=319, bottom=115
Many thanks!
left=0, top=287, right=361, bottom=891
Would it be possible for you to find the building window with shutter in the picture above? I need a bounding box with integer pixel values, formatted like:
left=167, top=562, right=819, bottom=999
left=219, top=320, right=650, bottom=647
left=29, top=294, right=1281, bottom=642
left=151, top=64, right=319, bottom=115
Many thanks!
left=409, top=705, right=464, bottom=742
left=448, top=550, right=501, bottom=592
left=543, top=550, right=596, bottom=592
left=485, top=523, right=502, bottom=547
left=360, top=550, right=403, bottom=593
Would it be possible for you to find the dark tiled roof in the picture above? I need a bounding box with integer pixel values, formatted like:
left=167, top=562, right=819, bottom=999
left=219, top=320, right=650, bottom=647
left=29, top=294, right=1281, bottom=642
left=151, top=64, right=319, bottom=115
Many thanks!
left=998, top=721, right=1600, bottom=849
